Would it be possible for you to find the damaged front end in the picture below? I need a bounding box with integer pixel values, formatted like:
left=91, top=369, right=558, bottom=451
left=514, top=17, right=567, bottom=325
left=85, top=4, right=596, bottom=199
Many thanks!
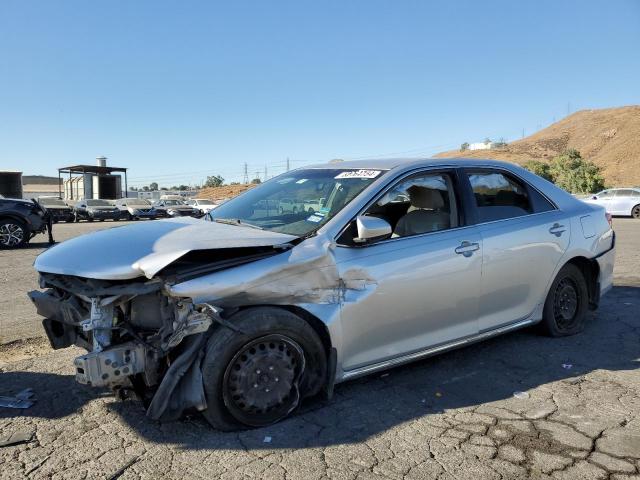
left=29, top=272, right=222, bottom=420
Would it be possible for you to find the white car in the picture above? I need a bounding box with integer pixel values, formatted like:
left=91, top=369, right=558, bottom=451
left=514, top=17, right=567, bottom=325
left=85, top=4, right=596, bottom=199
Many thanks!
left=583, top=188, right=640, bottom=219
left=186, top=198, right=217, bottom=215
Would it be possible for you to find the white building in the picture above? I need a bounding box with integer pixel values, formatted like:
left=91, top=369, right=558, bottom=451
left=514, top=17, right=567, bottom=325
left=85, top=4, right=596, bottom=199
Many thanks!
left=468, top=141, right=496, bottom=151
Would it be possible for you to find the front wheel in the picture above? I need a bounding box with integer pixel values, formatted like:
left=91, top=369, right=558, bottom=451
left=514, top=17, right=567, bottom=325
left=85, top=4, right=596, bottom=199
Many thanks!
left=540, top=263, right=589, bottom=336
left=0, top=219, right=29, bottom=249
left=201, top=307, right=327, bottom=431
left=632, top=204, right=640, bottom=219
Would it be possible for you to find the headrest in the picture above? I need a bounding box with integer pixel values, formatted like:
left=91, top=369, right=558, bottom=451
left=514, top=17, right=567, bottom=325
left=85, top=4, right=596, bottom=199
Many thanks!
left=407, top=186, right=445, bottom=209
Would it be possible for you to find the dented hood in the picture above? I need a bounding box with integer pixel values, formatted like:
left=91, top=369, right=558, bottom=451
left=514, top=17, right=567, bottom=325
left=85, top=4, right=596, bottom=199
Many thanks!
left=33, top=217, right=297, bottom=280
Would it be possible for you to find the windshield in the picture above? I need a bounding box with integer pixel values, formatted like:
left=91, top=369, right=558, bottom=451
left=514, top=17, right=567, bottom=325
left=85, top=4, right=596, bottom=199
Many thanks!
left=210, top=168, right=385, bottom=236
left=86, top=199, right=112, bottom=207
left=195, top=199, right=214, bottom=205
left=163, top=200, right=185, bottom=206
left=126, top=199, right=151, bottom=206
left=39, top=198, right=67, bottom=207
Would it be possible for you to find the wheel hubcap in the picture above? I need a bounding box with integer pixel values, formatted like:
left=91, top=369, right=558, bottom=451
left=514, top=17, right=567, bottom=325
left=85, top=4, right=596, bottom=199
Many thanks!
left=222, top=334, right=305, bottom=426
left=633, top=206, right=640, bottom=218
left=553, top=278, right=579, bottom=329
left=0, top=223, right=24, bottom=246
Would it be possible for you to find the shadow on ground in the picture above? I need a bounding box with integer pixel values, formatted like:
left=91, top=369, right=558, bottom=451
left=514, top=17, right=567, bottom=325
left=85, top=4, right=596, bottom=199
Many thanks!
left=2, top=285, right=639, bottom=450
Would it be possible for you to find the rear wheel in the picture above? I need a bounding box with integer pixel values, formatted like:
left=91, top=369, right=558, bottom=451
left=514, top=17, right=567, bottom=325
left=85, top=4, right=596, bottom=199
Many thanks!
left=632, top=204, right=640, bottom=219
left=201, top=307, right=327, bottom=431
left=0, top=219, right=28, bottom=249
left=540, top=264, right=589, bottom=336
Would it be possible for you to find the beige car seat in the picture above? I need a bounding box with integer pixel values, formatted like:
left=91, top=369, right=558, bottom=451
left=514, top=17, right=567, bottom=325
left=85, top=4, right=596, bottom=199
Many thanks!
left=393, top=185, right=450, bottom=237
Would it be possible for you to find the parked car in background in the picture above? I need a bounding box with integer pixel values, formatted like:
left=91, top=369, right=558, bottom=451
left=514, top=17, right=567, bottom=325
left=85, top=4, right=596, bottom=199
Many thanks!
left=73, top=199, right=121, bottom=222
left=278, top=197, right=302, bottom=214
left=304, top=197, right=326, bottom=213
left=0, top=197, right=50, bottom=248
left=186, top=198, right=217, bottom=215
left=114, top=198, right=158, bottom=220
left=583, top=187, right=640, bottom=218
left=37, top=197, right=74, bottom=223
left=152, top=198, right=199, bottom=217
left=29, top=158, right=614, bottom=430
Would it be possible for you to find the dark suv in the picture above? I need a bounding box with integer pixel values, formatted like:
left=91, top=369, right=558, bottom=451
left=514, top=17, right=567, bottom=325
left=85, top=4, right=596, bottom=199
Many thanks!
left=0, top=198, right=51, bottom=249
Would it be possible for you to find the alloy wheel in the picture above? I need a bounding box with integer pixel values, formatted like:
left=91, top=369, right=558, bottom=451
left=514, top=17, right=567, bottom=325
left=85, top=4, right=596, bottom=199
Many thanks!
left=222, top=334, right=305, bottom=427
left=632, top=205, right=640, bottom=219
left=0, top=222, right=25, bottom=247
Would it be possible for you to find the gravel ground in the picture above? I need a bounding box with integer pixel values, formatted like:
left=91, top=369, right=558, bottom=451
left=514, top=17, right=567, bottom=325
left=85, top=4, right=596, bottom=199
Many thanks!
left=0, top=218, right=639, bottom=479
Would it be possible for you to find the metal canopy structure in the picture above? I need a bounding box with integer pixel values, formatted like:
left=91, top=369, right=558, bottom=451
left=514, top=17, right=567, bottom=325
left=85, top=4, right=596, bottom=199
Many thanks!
left=58, top=164, right=128, bottom=199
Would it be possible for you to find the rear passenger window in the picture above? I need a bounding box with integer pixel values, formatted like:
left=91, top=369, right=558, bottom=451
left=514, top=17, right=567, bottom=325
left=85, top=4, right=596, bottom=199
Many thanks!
left=467, top=171, right=532, bottom=222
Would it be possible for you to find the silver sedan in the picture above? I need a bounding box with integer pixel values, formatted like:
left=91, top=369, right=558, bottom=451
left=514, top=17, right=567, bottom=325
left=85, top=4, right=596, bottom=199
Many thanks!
left=29, top=158, right=615, bottom=430
left=583, top=187, right=640, bottom=219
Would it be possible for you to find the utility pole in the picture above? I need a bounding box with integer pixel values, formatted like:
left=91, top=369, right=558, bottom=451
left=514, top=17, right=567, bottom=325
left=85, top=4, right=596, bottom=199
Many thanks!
left=286, top=157, right=290, bottom=172
left=243, top=163, right=248, bottom=184
left=522, top=128, right=525, bottom=139
left=264, top=165, right=267, bottom=181
left=255, top=170, right=260, bottom=182
left=567, top=102, right=571, bottom=116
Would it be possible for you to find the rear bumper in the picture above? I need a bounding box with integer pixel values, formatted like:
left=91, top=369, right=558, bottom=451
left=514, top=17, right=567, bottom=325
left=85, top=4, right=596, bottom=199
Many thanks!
left=595, top=231, right=615, bottom=299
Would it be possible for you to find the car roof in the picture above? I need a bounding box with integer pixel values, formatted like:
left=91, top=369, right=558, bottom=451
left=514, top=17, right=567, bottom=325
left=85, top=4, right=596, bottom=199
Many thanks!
left=302, top=157, right=521, bottom=171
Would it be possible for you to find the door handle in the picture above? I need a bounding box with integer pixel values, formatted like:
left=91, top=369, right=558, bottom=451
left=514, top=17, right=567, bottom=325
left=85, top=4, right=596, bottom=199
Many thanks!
left=455, top=241, right=480, bottom=257
left=549, top=223, right=566, bottom=237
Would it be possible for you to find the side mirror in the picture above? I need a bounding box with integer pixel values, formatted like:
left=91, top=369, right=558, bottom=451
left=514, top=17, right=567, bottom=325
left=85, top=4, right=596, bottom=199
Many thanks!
left=354, top=216, right=392, bottom=244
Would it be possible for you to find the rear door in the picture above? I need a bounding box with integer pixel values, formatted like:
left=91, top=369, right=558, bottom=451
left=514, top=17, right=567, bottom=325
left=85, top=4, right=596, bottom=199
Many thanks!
left=609, top=189, right=635, bottom=215
left=462, top=168, right=570, bottom=332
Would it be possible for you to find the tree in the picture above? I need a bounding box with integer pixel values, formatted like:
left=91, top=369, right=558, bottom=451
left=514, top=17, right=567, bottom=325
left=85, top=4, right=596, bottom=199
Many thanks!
left=460, top=142, right=469, bottom=151
left=149, top=182, right=159, bottom=191
left=548, top=149, right=605, bottom=194
left=523, top=160, right=552, bottom=181
left=204, top=175, right=224, bottom=188
left=142, top=185, right=149, bottom=192
left=251, top=178, right=262, bottom=184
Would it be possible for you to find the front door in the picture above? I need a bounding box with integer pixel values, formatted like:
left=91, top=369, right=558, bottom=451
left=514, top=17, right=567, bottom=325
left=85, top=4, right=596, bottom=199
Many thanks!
left=333, top=170, right=482, bottom=372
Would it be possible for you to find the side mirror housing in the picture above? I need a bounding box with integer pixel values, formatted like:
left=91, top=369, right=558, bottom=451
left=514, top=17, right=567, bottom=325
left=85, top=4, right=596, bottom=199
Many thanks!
left=354, top=216, right=392, bottom=244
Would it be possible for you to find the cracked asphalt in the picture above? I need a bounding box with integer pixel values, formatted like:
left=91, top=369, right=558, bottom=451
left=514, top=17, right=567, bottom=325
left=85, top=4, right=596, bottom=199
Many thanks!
left=1, top=219, right=639, bottom=479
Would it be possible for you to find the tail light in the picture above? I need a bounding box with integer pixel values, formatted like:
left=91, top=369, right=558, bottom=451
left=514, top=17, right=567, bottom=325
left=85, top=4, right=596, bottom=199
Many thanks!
left=605, top=212, right=613, bottom=228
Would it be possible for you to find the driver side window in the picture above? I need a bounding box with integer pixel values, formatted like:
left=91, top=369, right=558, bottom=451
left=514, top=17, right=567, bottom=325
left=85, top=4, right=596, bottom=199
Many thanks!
left=339, top=172, right=458, bottom=245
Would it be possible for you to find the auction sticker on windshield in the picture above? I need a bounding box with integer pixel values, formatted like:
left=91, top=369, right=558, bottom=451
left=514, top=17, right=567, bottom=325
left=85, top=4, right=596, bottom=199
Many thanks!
left=335, top=170, right=382, bottom=179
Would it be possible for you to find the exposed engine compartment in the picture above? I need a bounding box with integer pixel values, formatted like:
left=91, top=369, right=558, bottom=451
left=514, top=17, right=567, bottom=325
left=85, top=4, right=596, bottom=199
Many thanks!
left=28, top=272, right=221, bottom=420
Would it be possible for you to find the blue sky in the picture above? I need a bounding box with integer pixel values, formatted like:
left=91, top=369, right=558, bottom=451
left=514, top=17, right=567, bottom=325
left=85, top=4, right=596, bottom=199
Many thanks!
left=1, top=1, right=639, bottom=187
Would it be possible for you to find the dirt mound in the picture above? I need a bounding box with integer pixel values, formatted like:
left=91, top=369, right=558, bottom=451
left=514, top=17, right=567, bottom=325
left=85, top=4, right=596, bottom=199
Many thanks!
left=197, top=183, right=256, bottom=201
left=435, top=105, right=640, bottom=186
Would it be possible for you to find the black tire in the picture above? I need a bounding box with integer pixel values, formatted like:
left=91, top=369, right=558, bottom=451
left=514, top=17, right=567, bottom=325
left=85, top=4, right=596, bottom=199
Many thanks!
left=632, top=204, right=640, bottom=219
left=0, top=218, right=29, bottom=249
left=201, top=307, right=327, bottom=431
left=540, top=263, right=589, bottom=337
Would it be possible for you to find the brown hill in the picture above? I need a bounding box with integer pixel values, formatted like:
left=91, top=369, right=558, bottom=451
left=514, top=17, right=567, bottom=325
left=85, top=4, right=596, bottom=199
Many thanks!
left=198, top=183, right=256, bottom=201
left=435, top=105, right=640, bottom=187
